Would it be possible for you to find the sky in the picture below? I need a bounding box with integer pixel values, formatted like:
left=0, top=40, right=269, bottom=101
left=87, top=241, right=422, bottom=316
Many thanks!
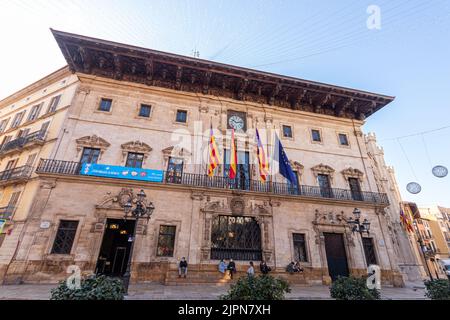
left=0, top=0, right=449, bottom=207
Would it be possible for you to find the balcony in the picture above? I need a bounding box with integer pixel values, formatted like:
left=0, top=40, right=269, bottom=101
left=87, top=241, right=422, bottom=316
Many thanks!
left=36, top=159, right=389, bottom=205
left=0, top=130, right=46, bottom=156
left=0, top=165, right=33, bottom=185
left=0, top=206, right=15, bottom=220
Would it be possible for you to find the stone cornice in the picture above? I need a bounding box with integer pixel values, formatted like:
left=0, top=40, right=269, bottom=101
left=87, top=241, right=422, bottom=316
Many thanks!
left=52, top=29, right=394, bottom=121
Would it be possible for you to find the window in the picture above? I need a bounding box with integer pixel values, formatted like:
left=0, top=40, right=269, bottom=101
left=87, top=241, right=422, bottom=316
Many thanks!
left=176, top=110, right=187, bottom=123
left=26, top=153, right=37, bottom=167
left=338, top=133, right=349, bottom=146
left=138, top=104, right=151, bottom=117
left=125, top=152, right=144, bottom=168
left=318, top=174, right=332, bottom=198
left=311, top=129, right=321, bottom=142
left=11, top=111, right=26, bottom=128
left=2, top=191, right=21, bottom=219
left=348, top=178, right=362, bottom=201
left=156, top=225, right=176, bottom=257
left=51, top=220, right=79, bottom=254
left=362, top=237, right=377, bottom=266
left=0, top=118, right=10, bottom=133
left=28, top=103, right=42, bottom=121
left=40, top=121, right=50, bottom=138
left=5, top=159, right=17, bottom=171
left=47, top=95, right=61, bottom=113
left=0, top=136, right=12, bottom=149
left=292, top=233, right=308, bottom=262
left=98, top=98, right=112, bottom=112
left=166, top=157, right=184, bottom=183
left=80, top=147, right=100, bottom=164
left=17, top=128, right=30, bottom=139
left=282, top=125, right=293, bottom=138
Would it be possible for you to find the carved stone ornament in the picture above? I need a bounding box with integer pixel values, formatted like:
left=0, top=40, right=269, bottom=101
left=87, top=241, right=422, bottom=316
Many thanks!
left=230, top=197, right=245, bottom=215
left=341, top=167, right=364, bottom=182
left=96, top=188, right=134, bottom=210
left=313, top=209, right=348, bottom=226
left=162, top=146, right=192, bottom=161
left=290, top=161, right=304, bottom=175
left=311, top=163, right=335, bottom=182
left=121, top=140, right=152, bottom=164
left=75, top=135, right=111, bottom=159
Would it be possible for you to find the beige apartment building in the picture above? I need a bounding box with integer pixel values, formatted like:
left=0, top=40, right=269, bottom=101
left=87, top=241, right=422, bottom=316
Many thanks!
left=0, top=30, right=424, bottom=286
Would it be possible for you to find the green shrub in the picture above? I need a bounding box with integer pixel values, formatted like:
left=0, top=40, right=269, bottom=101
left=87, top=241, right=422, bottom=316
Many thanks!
left=51, top=274, right=125, bottom=300
left=220, top=275, right=291, bottom=300
left=424, top=279, right=450, bottom=300
left=330, top=276, right=380, bottom=300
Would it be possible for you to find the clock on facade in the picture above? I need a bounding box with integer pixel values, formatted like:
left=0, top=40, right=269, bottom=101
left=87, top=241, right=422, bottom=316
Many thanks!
left=227, top=111, right=247, bottom=132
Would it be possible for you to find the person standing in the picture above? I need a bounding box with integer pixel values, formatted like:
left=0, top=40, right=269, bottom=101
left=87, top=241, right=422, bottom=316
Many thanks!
left=247, top=261, right=255, bottom=277
left=178, top=257, right=188, bottom=278
left=227, top=259, right=236, bottom=279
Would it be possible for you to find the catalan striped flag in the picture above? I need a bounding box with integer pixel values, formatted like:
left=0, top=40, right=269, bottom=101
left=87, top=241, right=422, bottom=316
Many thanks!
left=255, top=128, right=269, bottom=182
left=207, top=125, right=220, bottom=177
left=400, top=204, right=414, bottom=233
left=229, top=129, right=237, bottom=179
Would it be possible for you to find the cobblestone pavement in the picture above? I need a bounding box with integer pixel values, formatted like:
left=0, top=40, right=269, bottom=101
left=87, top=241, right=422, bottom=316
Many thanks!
left=0, top=282, right=427, bottom=300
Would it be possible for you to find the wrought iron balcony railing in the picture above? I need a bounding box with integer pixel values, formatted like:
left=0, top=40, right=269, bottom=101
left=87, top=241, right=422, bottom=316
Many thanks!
left=0, top=206, right=15, bottom=220
left=36, top=159, right=389, bottom=205
left=0, top=130, right=46, bottom=153
left=0, top=165, right=33, bottom=182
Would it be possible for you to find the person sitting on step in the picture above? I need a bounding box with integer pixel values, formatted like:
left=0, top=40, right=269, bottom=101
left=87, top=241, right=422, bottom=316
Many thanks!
left=218, top=259, right=227, bottom=275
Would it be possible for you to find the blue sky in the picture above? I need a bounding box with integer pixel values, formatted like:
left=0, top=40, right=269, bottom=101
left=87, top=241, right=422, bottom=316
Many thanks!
left=0, top=0, right=449, bottom=206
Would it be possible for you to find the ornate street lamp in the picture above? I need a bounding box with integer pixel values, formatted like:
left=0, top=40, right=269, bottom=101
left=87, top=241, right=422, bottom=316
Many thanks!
left=122, top=189, right=155, bottom=294
left=347, top=208, right=371, bottom=235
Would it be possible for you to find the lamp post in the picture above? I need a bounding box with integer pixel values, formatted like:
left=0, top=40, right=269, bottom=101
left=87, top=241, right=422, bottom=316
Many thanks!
left=122, top=189, right=155, bottom=294
left=347, top=208, right=371, bottom=265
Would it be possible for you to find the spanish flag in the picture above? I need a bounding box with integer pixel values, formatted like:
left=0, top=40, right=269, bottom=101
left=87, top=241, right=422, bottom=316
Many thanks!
left=229, top=129, right=237, bottom=179
left=256, top=128, right=269, bottom=182
left=207, top=125, right=220, bottom=177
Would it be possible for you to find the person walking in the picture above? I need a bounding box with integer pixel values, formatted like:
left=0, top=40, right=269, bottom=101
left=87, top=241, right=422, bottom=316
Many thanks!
left=178, top=257, right=188, bottom=278
left=227, top=259, right=236, bottom=279
left=247, top=261, right=255, bottom=277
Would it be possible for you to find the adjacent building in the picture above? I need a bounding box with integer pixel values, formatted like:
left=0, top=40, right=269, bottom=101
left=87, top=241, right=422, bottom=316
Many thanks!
left=0, top=30, right=424, bottom=286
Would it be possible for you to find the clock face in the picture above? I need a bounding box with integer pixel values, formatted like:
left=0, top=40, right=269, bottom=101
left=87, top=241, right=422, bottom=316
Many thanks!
left=228, top=115, right=245, bottom=130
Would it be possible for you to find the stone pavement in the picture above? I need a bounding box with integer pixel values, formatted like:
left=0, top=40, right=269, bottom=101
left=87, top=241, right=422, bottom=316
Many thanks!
left=0, top=282, right=428, bottom=300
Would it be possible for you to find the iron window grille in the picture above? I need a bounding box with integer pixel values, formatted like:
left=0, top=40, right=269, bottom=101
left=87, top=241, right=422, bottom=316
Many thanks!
left=292, top=233, right=308, bottom=262
left=362, top=237, right=377, bottom=266
left=211, top=215, right=262, bottom=261
left=156, top=225, right=176, bottom=257
left=51, top=220, right=79, bottom=254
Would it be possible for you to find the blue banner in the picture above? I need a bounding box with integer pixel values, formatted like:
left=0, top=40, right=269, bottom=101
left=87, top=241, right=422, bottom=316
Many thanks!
left=81, top=163, right=164, bottom=182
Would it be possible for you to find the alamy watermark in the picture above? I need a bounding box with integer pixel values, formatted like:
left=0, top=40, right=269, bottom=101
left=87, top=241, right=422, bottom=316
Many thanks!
left=367, top=5, right=381, bottom=30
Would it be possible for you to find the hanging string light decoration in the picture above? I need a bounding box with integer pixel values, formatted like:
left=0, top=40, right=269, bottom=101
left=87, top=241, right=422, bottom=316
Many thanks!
left=432, top=165, right=448, bottom=178
left=406, top=182, right=422, bottom=194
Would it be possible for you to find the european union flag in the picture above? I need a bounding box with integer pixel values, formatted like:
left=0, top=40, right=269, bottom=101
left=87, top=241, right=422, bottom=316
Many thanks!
left=276, top=134, right=297, bottom=184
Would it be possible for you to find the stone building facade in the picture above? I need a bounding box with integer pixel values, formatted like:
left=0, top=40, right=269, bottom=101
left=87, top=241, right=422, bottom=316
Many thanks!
left=0, top=30, right=422, bottom=286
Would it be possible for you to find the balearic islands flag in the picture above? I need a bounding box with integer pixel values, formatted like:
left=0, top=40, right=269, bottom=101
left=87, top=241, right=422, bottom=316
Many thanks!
left=256, top=128, right=269, bottom=182
left=207, top=125, right=220, bottom=177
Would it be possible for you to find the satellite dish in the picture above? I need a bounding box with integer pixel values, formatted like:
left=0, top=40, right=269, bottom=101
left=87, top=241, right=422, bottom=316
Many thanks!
left=432, top=165, right=448, bottom=178
left=406, top=182, right=422, bottom=194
